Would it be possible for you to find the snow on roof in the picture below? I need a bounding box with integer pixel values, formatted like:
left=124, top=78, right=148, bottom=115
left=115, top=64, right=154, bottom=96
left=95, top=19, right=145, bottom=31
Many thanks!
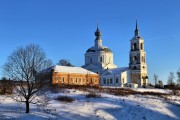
left=102, top=67, right=129, bottom=75
left=53, top=65, right=98, bottom=75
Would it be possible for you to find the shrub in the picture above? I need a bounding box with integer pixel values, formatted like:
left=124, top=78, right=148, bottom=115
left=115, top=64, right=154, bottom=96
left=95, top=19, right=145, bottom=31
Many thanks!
left=86, top=92, right=101, bottom=98
left=56, top=96, right=74, bottom=103
left=172, top=90, right=180, bottom=96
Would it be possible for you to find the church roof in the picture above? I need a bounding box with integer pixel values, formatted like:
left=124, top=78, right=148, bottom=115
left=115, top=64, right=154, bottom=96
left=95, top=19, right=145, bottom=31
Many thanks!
left=101, top=67, right=129, bottom=75
left=41, top=65, right=98, bottom=75
left=53, top=65, right=97, bottom=74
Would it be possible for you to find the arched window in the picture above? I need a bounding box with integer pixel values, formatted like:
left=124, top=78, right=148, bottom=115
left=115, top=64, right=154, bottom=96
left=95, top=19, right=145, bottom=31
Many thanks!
left=133, top=56, right=137, bottom=61
left=144, top=56, right=146, bottom=62
left=100, top=57, right=102, bottom=62
left=142, top=56, right=144, bottom=62
left=116, top=78, right=118, bottom=83
left=110, top=78, right=112, bottom=84
left=133, top=43, right=137, bottom=50
left=103, top=78, right=106, bottom=84
left=107, top=79, right=109, bottom=85
left=141, top=43, right=143, bottom=50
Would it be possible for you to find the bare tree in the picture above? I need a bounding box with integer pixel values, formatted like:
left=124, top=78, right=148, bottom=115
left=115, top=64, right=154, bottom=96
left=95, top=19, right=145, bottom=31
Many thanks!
left=177, top=68, right=180, bottom=85
left=57, top=58, right=74, bottom=66
left=41, top=59, right=54, bottom=70
left=167, top=72, right=175, bottom=85
left=153, top=74, right=158, bottom=86
left=3, top=44, right=51, bottom=113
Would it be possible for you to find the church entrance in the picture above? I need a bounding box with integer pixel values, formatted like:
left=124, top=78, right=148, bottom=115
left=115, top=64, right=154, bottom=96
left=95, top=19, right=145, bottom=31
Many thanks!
left=133, top=79, right=138, bottom=84
left=133, top=75, right=138, bottom=84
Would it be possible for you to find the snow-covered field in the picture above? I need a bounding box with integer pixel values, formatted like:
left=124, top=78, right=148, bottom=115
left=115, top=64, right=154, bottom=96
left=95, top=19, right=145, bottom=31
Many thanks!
left=0, top=88, right=180, bottom=120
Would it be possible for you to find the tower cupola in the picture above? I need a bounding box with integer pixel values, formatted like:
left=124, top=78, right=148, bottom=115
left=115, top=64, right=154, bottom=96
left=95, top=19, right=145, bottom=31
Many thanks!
left=94, top=26, right=102, bottom=47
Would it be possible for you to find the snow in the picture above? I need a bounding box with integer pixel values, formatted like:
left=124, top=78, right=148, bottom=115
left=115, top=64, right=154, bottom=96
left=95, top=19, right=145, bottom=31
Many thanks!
left=101, top=67, right=129, bottom=75
left=54, top=65, right=98, bottom=74
left=0, top=88, right=180, bottom=120
left=134, top=88, right=173, bottom=94
left=40, top=65, right=98, bottom=74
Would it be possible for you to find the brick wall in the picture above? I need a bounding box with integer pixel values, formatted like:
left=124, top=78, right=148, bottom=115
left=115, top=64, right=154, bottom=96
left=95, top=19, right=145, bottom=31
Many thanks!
left=52, top=72, right=99, bottom=86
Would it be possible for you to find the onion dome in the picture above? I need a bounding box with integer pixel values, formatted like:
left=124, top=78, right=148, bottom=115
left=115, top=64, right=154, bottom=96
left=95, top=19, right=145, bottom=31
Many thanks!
left=95, top=26, right=102, bottom=37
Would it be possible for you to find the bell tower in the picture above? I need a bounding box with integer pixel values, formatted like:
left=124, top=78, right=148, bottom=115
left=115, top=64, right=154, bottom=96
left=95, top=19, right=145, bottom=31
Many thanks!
left=129, top=20, right=148, bottom=86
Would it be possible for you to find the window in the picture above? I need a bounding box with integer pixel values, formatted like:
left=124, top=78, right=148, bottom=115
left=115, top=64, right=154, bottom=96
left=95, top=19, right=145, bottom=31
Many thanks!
left=116, top=78, right=118, bottom=83
left=83, top=78, right=85, bottom=83
left=107, top=79, right=109, bottom=85
left=91, top=78, right=93, bottom=83
left=62, top=77, right=64, bottom=83
left=103, top=78, right=106, bottom=84
left=141, top=43, right=143, bottom=50
left=76, top=78, right=77, bottom=83
left=100, top=57, right=102, bottom=62
left=110, top=78, right=112, bottom=84
left=79, top=78, right=81, bottom=83
left=133, top=66, right=137, bottom=70
left=142, top=56, right=144, bottom=62
left=133, top=43, right=137, bottom=50
left=133, top=56, right=137, bottom=61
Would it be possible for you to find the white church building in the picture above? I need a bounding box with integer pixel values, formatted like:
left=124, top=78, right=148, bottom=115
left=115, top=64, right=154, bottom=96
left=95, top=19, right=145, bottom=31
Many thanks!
left=82, top=21, right=148, bottom=87
left=81, top=26, right=117, bottom=73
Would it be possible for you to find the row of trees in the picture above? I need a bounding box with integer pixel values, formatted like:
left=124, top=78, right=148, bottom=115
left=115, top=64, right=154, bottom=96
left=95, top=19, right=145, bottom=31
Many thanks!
left=153, top=74, right=164, bottom=88
left=154, top=69, right=180, bottom=88
left=1, top=44, right=74, bottom=113
left=167, top=70, right=180, bottom=85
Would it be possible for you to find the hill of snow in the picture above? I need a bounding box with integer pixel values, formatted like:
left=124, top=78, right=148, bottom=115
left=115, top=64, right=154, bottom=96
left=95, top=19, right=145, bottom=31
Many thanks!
left=0, top=88, right=179, bottom=120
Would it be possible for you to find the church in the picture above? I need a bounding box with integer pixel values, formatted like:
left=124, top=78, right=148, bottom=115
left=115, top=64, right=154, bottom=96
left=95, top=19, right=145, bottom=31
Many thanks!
left=41, top=20, right=148, bottom=88
left=82, top=20, right=148, bottom=87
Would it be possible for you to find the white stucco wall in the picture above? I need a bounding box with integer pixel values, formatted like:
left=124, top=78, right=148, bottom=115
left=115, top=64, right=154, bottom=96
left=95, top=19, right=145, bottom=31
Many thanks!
left=100, top=69, right=130, bottom=87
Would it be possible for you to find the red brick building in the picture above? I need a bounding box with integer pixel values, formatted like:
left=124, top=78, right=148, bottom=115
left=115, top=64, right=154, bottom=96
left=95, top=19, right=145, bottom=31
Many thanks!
left=41, top=65, right=99, bottom=86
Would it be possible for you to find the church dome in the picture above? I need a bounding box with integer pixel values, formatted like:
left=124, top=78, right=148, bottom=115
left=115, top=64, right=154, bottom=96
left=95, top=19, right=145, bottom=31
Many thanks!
left=86, top=46, right=112, bottom=53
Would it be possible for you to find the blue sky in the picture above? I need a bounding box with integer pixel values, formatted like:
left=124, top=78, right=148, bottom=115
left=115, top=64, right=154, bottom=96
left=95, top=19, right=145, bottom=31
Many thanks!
left=0, top=0, right=180, bottom=84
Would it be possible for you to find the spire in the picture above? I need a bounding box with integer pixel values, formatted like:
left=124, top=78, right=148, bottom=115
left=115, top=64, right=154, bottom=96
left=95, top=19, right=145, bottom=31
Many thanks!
left=135, top=19, right=140, bottom=37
